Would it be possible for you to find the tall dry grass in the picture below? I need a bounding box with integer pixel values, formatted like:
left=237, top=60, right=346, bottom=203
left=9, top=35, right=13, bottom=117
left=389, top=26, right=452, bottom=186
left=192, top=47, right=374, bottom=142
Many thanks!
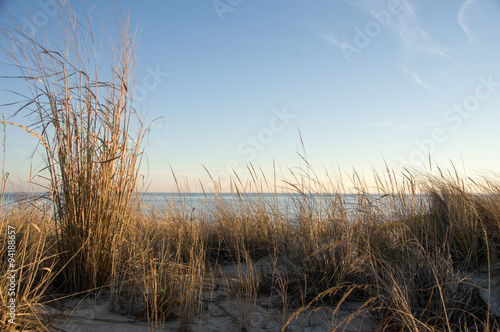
left=0, top=197, right=57, bottom=331
left=1, top=1, right=147, bottom=293
left=130, top=165, right=499, bottom=331
left=1, top=160, right=500, bottom=331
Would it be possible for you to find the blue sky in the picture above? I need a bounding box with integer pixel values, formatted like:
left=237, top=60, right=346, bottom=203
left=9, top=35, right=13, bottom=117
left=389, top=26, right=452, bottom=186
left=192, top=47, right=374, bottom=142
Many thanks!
left=1, top=0, right=500, bottom=192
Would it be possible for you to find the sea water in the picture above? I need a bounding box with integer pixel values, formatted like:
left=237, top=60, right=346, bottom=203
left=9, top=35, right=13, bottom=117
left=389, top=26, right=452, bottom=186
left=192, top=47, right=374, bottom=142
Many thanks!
left=1, top=191, right=407, bottom=222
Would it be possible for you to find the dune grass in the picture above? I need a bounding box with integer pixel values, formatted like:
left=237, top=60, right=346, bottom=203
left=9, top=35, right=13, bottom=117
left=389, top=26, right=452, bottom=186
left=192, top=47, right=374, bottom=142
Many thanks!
left=1, top=0, right=146, bottom=294
left=1, top=2, right=500, bottom=331
left=0, top=197, right=57, bottom=331
left=2, top=167, right=500, bottom=331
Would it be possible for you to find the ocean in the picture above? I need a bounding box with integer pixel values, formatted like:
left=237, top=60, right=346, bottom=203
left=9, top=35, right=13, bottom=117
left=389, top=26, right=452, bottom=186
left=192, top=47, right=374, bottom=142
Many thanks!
left=1, top=191, right=405, bottom=222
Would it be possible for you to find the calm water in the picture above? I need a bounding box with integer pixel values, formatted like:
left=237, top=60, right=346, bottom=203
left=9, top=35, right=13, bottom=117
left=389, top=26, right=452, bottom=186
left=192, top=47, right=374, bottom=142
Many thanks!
left=1, top=192, right=408, bottom=221
left=136, top=192, right=381, bottom=222
left=1, top=192, right=49, bottom=213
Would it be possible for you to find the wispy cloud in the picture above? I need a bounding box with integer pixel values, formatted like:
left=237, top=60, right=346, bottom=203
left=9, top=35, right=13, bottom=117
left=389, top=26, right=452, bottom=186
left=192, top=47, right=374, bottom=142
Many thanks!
left=149, top=170, right=202, bottom=177
left=402, top=67, right=433, bottom=91
left=8, top=139, right=37, bottom=144
left=14, top=148, right=27, bottom=155
left=392, top=0, right=448, bottom=57
left=321, top=33, right=342, bottom=48
left=458, top=0, right=477, bottom=40
left=362, top=122, right=399, bottom=128
left=335, top=0, right=448, bottom=57
left=370, top=0, right=446, bottom=90
left=395, top=0, right=450, bottom=91
left=362, top=121, right=438, bottom=128
left=322, top=0, right=448, bottom=89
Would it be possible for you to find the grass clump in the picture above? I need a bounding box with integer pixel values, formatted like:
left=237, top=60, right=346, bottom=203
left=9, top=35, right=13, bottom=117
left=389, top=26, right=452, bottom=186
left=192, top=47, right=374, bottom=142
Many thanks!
left=1, top=1, right=146, bottom=293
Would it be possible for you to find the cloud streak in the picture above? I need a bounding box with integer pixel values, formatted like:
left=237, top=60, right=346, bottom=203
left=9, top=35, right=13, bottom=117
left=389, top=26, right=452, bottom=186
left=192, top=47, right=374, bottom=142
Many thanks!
left=334, top=0, right=448, bottom=57
left=321, top=33, right=343, bottom=49
left=458, top=0, right=477, bottom=40
left=14, top=148, right=27, bottom=155
left=362, top=121, right=438, bottom=128
left=322, top=0, right=447, bottom=89
left=402, top=67, right=433, bottom=91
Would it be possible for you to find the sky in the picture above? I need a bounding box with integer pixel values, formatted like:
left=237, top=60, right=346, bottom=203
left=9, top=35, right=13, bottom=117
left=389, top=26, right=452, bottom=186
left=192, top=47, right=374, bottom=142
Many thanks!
left=1, top=0, right=500, bottom=192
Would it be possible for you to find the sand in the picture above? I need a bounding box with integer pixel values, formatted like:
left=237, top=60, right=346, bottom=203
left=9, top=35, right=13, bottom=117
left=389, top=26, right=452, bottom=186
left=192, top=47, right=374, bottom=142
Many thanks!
left=42, top=263, right=378, bottom=332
